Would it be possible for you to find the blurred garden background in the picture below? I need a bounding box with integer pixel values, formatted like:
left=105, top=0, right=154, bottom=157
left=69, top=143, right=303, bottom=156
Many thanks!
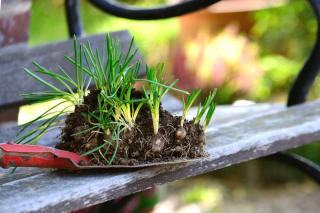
left=22, top=0, right=320, bottom=212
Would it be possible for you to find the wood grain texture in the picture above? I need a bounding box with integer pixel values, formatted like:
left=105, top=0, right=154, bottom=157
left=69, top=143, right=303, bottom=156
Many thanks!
left=0, top=30, right=144, bottom=109
left=0, top=102, right=283, bottom=146
left=2, top=100, right=319, bottom=213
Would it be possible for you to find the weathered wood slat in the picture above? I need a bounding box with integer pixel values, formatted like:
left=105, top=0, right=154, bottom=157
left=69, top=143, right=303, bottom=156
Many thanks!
left=1, top=99, right=318, bottom=213
left=0, top=30, right=144, bottom=109
left=0, top=102, right=283, bottom=146
left=0, top=102, right=282, bottom=185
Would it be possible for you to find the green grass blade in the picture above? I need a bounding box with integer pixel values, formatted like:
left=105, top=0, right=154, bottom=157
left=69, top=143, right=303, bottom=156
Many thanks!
left=24, top=68, right=64, bottom=93
left=203, top=102, right=217, bottom=130
left=135, top=78, right=189, bottom=95
left=17, top=100, right=69, bottom=134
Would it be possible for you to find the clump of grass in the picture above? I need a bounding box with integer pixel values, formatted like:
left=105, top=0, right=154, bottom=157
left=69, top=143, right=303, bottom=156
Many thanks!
left=24, top=36, right=90, bottom=105
left=17, top=36, right=88, bottom=145
left=175, top=89, right=217, bottom=142
left=180, top=89, right=201, bottom=127
left=194, top=89, right=217, bottom=129
left=143, top=65, right=178, bottom=135
left=202, top=101, right=217, bottom=130
left=17, top=33, right=217, bottom=165
left=142, top=65, right=180, bottom=152
left=176, top=89, right=201, bottom=141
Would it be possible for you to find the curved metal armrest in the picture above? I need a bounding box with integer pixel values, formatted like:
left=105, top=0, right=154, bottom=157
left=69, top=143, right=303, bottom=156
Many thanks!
left=270, top=152, right=320, bottom=184
left=89, top=0, right=221, bottom=20
left=287, top=0, right=320, bottom=106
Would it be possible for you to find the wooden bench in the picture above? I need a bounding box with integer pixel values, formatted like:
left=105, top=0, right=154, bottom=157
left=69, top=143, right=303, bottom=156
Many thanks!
left=1, top=0, right=320, bottom=212
left=0, top=95, right=319, bottom=212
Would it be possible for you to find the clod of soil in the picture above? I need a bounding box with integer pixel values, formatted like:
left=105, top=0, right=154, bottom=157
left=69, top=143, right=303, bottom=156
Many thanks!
left=56, top=90, right=208, bottom=166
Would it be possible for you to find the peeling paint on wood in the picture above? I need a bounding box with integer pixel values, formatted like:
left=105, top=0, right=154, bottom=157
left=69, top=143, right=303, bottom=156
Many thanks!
left=0, top=0, right=31, bottom=18
left=0, top=0, right=31, bottom=47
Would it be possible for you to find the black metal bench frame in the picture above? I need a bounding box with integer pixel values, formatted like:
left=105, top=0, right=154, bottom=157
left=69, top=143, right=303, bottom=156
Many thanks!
left=64, top=0, right=320, bottom=182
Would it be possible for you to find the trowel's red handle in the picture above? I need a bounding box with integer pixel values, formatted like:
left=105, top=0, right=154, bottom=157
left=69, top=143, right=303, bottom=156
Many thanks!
left=0, top=143, right=90, bottom=170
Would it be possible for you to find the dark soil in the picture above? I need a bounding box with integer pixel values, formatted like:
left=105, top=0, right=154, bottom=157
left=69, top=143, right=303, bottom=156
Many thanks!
left=56, top=90, right=207, bottom=166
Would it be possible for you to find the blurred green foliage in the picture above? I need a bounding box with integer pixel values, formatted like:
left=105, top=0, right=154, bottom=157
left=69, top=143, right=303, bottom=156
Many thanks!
left=251, top=0, right=317, bottom=101
left=251, top=55, right=301, bottom=100
left=252, top=0, right=319, bottom=164
left=30, top=0, right=68, bottom=44
left=182, top=186, right=221, bottom=204
left=30, top=0, right=178, bottom=64
left=252, top=0, right=316, bottom=59
left=290, top=142, right=320, bottom=164
left=181, top=184, right=222, bottom=212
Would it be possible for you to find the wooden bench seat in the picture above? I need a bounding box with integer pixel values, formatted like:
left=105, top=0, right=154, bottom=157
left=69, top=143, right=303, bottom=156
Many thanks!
left=0, top=100, right=319, bottom=212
